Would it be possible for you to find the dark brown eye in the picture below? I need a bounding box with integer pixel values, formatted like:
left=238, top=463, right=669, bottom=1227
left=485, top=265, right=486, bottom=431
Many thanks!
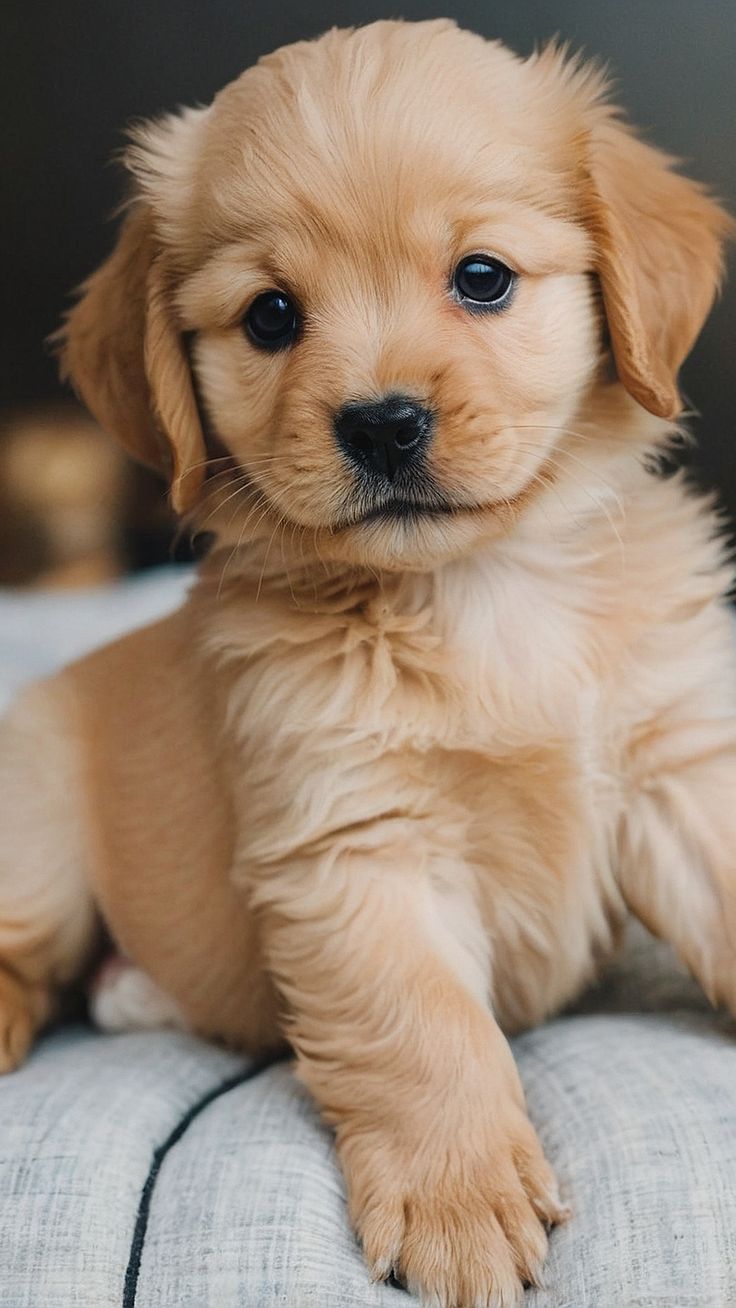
left=244, top=290, right=299, bottom=350
left=453, top=255, right=515, bottom=309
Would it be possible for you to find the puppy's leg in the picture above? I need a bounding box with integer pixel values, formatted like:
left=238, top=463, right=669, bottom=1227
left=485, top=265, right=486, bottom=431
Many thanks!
left=257, top=843, right=565, bottom=1308
left=0, top=685, right=97, bottom=1070
left=620, top=712, right=736, bottom=1011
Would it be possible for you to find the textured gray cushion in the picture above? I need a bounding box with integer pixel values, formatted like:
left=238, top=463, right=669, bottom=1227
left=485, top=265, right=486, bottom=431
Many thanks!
left=0, top=1027, right=242, bottom=1307
left=1, top=928, right=735, bottom=1308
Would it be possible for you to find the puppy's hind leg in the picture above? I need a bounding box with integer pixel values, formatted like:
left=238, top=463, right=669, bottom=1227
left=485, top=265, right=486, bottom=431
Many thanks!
left=0, top=682, right=97, bottom=1070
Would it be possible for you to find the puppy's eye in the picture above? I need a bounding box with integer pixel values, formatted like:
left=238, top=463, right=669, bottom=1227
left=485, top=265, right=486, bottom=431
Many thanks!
left=244, top=290, right=299, bottom=350
left=452, top=255, right=515, bottom=309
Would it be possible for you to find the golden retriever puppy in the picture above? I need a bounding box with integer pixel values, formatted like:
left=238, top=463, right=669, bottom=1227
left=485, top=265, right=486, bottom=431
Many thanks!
left=0, top=18, right=733, bottom=1306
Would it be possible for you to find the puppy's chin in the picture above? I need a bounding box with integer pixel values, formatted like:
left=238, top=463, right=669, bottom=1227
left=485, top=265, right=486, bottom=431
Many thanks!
left=318, top=505, right=508, bottom=571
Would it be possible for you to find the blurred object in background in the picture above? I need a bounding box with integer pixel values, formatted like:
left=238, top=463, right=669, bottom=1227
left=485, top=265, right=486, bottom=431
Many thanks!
left=0, top=403, right=123, bottom=588
left=0, top=403, right=177, bottom=589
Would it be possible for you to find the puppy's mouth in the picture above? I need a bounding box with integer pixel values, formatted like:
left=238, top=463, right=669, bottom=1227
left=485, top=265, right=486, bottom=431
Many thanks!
left=336, top=468, right=486, bottom=530
left=204, top=455, right=543, bottom=546
left=347, top=498, right=480, bottom=527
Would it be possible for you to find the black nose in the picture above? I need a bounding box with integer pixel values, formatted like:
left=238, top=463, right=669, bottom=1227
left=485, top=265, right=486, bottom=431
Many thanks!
left=334, top=396, right=433, bottom=481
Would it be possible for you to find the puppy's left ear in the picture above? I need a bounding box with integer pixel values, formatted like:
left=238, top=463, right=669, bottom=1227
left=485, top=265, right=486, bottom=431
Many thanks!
left=57, top=109, right=209, bottom=513
left=583, top=112, right=733, bottom=419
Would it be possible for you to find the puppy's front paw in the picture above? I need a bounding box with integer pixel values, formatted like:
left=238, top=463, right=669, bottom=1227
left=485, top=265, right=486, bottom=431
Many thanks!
left=347, top=1107, right=566, bottom=1308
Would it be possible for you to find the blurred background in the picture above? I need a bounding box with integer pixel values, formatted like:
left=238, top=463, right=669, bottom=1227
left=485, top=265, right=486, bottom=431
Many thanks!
left=1, top=0, right=734, bottom=589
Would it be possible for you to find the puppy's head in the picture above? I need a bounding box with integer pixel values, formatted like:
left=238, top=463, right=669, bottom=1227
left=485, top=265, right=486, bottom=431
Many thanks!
left=60, top=20, right=731, bottom=570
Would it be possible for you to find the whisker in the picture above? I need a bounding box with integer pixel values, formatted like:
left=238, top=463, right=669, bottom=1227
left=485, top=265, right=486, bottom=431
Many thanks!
left=514, top=441, right=625, bottom=509
left=501, top=422, right=594, bottom=444
left=195, top=473, right=255, bottom=533
left=282, top=517, right=303, bottom=607
left=182, top=453, right=238, bottom=475
left=176, top=466, right=239, bottom=532
left=226, top=454, right=282, bottom=467
left=257, top=514, right=288, bottom=602
left=216, top=491, right=271, bottom=599
left=311, top=523, right=332, bottom=585
left=514, top=443, right=626, bottom=559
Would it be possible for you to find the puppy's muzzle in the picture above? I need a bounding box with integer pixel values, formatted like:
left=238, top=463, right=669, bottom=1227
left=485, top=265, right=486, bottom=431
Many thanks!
left=334, top=395, right=434, bottom=482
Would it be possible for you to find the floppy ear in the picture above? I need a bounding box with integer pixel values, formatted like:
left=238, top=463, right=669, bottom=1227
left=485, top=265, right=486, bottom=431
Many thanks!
left=584, top=115, right=732, bottom=419
left=58, top=137, right=207, bottom=513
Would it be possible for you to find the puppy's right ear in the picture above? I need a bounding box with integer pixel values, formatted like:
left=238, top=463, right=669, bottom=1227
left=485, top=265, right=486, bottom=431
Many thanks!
left=57, top=117, right=208, bottom=513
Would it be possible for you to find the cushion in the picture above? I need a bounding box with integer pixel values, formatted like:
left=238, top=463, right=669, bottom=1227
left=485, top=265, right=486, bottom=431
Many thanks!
left=1, top=992, right=735, bottom=1307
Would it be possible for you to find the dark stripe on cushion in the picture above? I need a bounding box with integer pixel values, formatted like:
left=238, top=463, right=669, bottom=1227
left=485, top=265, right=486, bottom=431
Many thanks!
left=123, top=1054, right=286, bottom=1307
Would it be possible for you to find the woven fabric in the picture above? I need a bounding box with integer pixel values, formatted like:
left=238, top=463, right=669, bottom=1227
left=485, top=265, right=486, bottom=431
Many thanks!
left=0, top=1026, right=243, bottom=1308
left=1, top=972, right=735, bottom=1307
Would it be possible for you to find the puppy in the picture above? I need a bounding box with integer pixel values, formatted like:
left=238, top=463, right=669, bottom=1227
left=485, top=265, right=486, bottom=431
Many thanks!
left=1, top=19, right=733, bottom=1307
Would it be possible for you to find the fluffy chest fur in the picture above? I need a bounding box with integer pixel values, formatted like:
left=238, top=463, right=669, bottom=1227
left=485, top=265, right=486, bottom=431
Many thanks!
left=195, top=464, right=733, bottom=1028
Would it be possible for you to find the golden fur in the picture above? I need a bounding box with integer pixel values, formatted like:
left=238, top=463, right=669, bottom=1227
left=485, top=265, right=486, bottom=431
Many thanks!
left=1, top=20, right=734, bottom=1306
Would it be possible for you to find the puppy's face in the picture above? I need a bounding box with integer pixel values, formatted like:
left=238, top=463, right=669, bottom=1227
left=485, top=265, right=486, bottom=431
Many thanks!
left=61, top=21, right=730, bottom=571
left=182, top=33, right=598, bottom=567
